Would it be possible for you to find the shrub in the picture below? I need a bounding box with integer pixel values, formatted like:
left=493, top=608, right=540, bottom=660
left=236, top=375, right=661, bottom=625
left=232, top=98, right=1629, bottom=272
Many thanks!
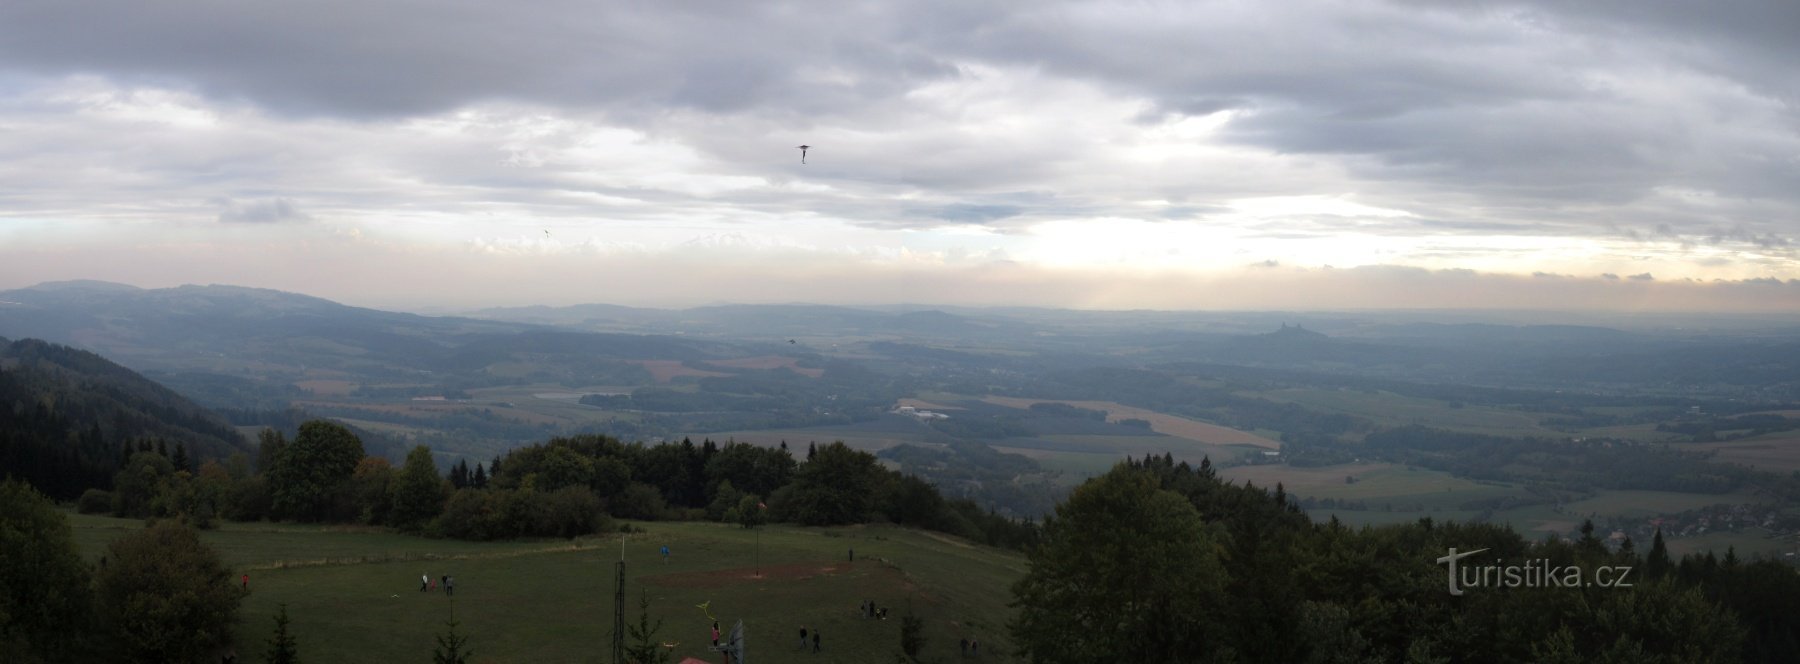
left=78, top=488, right=113, bottom=514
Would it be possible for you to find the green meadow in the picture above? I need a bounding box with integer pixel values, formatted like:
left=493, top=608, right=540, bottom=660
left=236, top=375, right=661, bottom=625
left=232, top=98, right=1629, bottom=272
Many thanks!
left=70, top=514, right=1027, bottom=663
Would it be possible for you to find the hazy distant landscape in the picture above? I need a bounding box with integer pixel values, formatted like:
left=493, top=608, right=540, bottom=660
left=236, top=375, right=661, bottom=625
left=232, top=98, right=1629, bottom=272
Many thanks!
left=9, top=279, right=1800, bottom=558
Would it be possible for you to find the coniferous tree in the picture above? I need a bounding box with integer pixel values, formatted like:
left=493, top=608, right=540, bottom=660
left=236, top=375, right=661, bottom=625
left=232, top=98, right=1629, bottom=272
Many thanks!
left=432, top=618, right=472, bottom=664
left=448, top=460, right=467, bottom=489
left=1646, top=528, right=1672, bottom=580
left=623, top=591, right=670, bottom=664
left=900, top=609, right=925, bottom=661
left=471, top=463, right=487, bottom=489
left=266, top=604, right=299, bottom=664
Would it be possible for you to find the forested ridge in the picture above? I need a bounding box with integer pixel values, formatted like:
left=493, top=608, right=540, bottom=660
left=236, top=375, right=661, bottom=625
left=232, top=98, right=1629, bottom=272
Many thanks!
left=0, top=338, right=251, bottom=499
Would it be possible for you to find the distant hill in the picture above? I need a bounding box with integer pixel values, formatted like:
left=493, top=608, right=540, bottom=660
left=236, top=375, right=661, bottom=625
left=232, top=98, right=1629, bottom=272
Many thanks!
left=0, top=281, right=753, bottom=411
left=0, top=280, right=535, bottom=371
left=470, top=301, right=1036, bottom=341
left=0, top=338, right=253, bottom=498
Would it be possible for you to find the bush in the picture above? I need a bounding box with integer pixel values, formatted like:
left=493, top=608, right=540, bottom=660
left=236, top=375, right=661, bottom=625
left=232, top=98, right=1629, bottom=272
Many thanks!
left=94, top=520, right=241, bottom=662
left=610, top=482, right=668, bottom=520
left=225, top=476, right=271, bottom=522
left=539, top=487, right=610, bottom=539
left=436, top=487, right=612, bottom=541
left=78, top=488, right=113, bottom=514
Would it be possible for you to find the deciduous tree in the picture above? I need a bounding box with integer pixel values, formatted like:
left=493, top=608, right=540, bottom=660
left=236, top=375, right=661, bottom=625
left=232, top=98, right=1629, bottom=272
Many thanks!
left=268, top=421, right=364, bottom=522
left=94, top=520, right=241, bottom=663
left=1010, top=465, right=1229, bottom=664
left=0, top=479, right=93, bottom=663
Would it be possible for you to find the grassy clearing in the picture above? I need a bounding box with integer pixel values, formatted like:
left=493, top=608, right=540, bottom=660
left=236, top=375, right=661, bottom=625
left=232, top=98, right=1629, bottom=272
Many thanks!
left=70, top=515, right=1026, bottom=663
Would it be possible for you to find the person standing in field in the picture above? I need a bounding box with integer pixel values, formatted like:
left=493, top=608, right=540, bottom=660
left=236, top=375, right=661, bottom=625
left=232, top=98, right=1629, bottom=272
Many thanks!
left=711, top=620, right=720, bottom=646
left=798, top=625, right=807, bottom=650
left=446, top=576, right=454, bottom=596
left=813, top=630, right=821, bottom=653
left=421, top=573, right=428, bottom=592
left=241, top=573, right=248, bottom=590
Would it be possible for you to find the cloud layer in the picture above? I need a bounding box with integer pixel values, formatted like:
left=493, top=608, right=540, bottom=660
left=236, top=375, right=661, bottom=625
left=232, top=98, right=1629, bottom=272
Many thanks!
left=1, top=1, right=1796, bottom=310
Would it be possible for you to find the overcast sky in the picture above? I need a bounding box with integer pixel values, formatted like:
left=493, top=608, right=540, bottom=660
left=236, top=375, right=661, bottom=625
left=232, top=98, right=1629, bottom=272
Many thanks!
left=2, top=0, right=1797, bottom=311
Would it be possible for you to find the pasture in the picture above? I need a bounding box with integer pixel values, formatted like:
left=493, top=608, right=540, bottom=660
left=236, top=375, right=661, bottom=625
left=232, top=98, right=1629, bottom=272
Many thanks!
left=68, top=514, right=1027, bottom=664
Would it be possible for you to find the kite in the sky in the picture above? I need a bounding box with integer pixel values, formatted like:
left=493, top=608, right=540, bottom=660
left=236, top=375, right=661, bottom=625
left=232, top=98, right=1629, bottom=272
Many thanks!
left=797, top=145, right=811, bottom=164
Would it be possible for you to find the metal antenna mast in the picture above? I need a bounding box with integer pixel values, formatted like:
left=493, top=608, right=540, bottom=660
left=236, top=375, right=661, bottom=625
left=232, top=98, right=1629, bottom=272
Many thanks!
left=610, top=538, right=626, bottom=663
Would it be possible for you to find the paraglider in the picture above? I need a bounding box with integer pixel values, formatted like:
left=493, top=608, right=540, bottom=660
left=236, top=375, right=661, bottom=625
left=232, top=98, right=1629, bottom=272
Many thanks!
left=796, top=145, right=811, bottom=164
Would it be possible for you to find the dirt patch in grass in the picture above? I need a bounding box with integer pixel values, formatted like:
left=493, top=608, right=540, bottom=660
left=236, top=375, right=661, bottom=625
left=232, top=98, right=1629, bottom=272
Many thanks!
left=630, top=360, right=732, bottom=383
left=706, top=355, right=825, bottom=378
left=296, top=379, right=357, bottom=396
left=982, top=396, right=1278, bottom=448
left=645, top=562, right=858, bottom=589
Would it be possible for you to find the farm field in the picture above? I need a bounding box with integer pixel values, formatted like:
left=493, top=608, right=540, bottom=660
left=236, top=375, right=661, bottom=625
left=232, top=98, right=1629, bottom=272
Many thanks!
left=979, top=396, right=1279, bottom=448
left=1664, top=528, right=1800, bottom=559
left=68, top=514, right=1027, bottom=664
left=1222, top=462, right=1529, bottom=511
left=1248, top=388, right=1567, bottom=438
left=1676, top=435, right=1800, bottom=474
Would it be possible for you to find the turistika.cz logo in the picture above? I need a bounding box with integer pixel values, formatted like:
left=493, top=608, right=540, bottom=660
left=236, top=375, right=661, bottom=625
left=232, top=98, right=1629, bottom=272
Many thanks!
left=1435, top=548, right=1634, bottom=596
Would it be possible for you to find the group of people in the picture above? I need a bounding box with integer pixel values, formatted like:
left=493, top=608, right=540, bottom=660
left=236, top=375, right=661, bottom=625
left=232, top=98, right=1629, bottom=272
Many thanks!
left=796, top=625, right=821, bottom=652
left=959, top=636, right=981, bottom=657
left=858, top=599, right=889, bottom=620
left=419, top=573, right=456, bottom=596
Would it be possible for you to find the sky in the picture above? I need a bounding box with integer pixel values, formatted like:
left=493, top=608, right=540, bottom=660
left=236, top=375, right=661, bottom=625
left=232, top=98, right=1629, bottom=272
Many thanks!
left=2, top=0, right=1798, bottom=312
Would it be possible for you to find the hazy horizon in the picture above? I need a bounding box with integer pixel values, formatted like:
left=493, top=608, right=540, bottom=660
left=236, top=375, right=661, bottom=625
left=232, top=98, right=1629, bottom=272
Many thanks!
left=4, top=1, right=1798, bottom=312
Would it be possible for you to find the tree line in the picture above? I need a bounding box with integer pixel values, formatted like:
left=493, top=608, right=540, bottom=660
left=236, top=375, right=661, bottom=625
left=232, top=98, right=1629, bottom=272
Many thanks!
left=1012, top=455, right=1800, bottom=663
left=71, top=419, right=1040, bottom=550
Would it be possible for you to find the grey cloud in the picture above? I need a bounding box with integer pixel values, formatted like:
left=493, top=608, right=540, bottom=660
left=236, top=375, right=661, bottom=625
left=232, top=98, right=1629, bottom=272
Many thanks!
left=1629, top=273, right=1655, bottom=281
left=1160, top=205, right=1230, bottom=220
left=0, top=1, right=963, bottom=120
left=0, top=0, right=1796, bottom=255
left=215, top=197, right=309, bottom=224
left=914, top=204, right=1023, bottom=224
